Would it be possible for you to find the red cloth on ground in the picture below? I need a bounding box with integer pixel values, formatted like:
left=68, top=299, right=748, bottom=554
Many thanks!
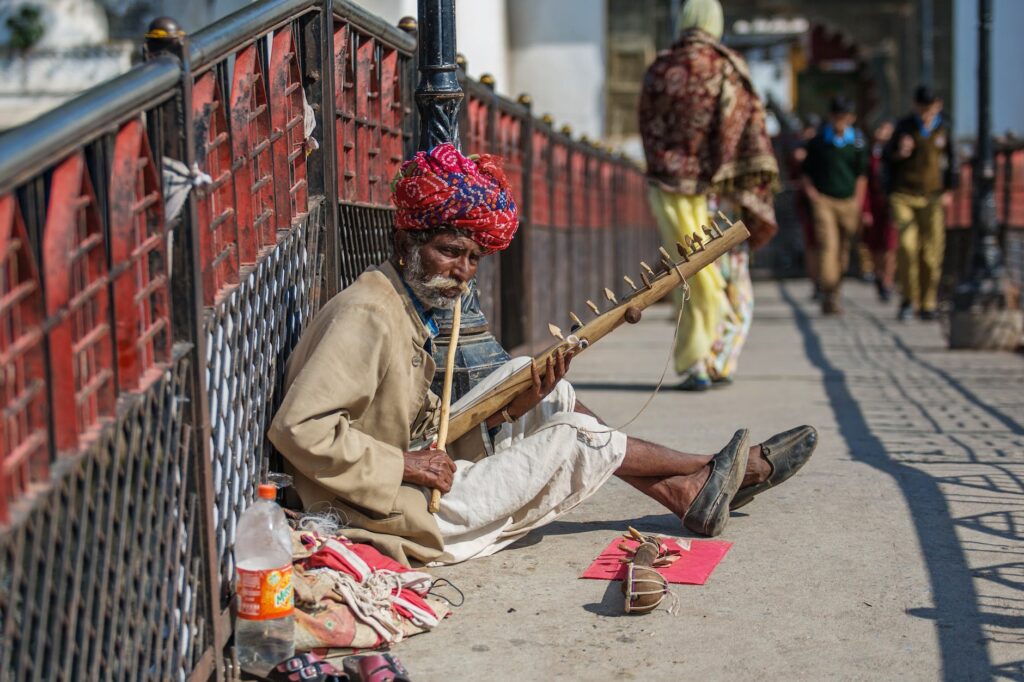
left=581, top=537, right=732, bottom=585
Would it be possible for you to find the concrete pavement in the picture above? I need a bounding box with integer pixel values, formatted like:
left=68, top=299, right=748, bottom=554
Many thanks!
left=398, top=280, right=1024, bottom=681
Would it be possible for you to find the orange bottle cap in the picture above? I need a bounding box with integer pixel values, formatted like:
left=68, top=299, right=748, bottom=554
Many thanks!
left=258, top=483, right=277, bottom=500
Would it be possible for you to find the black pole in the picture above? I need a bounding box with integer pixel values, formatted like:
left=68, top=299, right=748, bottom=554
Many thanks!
left=415, top=0, right=511, bottom=400
left=415, top=0, right=462, bottom=150
left=948, top=0, right=1023, bottom=349
left=959, top=0, right=1004, bottom=304
left=920, top=0, right=934, bottom=87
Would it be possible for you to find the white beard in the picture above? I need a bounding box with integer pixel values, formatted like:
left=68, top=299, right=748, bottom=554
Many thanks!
left=404, top=247, right=460, bottom=310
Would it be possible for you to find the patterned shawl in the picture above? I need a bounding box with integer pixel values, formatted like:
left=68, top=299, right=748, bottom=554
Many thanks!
left=639, top=30, right=779, bottom=247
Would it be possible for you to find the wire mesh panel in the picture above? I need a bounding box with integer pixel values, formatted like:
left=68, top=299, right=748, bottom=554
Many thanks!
left=337, top=203, right=395, bottom=287
left=0, top=350, right=211, bottom=681
left=205, top=203, right=322, bottom=600
left=0, top=194, right=48, bottom=524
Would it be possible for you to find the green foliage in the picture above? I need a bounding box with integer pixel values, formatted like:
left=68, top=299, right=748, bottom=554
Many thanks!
left=6, top=5, right=45, bottom=51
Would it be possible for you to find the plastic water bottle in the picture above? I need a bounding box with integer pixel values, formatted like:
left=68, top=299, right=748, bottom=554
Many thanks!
left=235, top=483, right=295, bottom=674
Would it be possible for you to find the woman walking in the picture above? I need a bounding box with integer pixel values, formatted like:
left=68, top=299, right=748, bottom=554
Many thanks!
left=639, top=0, right=779, bottom=390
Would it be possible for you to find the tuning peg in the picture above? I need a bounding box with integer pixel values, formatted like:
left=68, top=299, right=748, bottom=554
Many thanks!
left=603, top=287, right=618, bottom=305
left=690, top=232, right=705, bottom=251
left=623, top=275, right=638, bottom=291
left=586, top=299, right=601, bottom=316
left=569, top=311, right=584, bottom=329
left=548, top=323, right=564, bottom=340
left=702, top=224, right=717, bottom=240
left=640, top=261, right=656, bottom=279
left=675, top=240, right=690, bottom=262
left=717, top=210, right=734, bottom=226
left=658, top=246, right=673, bottom=263
left=639, top=270, right=652, bottom=288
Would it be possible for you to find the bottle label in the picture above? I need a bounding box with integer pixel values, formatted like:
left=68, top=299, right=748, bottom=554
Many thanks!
left=236, top=564, right=294, bottom=621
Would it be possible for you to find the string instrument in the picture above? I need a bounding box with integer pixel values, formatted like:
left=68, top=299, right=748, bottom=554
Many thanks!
left=444, top=212, right=750, bottom=442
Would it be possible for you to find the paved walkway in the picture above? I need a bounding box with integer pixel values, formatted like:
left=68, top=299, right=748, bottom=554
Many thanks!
left=399, top=280, right=1024, bottom=681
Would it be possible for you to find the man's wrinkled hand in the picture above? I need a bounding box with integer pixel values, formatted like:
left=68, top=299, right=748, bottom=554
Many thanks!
left=503, top=349, right=572, bottom=421
left=403, top=448, right=456, bottom=493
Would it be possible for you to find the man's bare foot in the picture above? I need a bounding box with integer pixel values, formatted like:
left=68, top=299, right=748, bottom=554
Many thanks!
left=656, top=469, right=712, bottom=517
left=742, top=445, right=772, bottom=489
left=620, top=466, right=711, bottom=518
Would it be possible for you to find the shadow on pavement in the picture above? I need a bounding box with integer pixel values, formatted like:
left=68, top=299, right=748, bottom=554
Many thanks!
left=779, top=281, right=993, bottom=681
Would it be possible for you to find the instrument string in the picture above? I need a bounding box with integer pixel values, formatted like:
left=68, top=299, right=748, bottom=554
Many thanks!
left=521, top=278, right=691, bottom=439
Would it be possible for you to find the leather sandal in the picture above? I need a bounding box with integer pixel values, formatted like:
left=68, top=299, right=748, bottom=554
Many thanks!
left=730, top=425, right=818, bottom=511
left=683, top=429, right=749, bottom=537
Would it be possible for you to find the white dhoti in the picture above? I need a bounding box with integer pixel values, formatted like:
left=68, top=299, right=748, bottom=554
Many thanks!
left=432, top=358, right=628, bottom=565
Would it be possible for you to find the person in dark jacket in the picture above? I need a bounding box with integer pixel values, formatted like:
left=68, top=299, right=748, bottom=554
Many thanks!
left=801, top=96, right=868, bottom=315
left=886, top=85, right=958, bottom=321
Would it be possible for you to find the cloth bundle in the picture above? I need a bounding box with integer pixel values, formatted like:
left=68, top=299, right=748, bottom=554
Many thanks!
left=292, top=534, right=450, bottom=654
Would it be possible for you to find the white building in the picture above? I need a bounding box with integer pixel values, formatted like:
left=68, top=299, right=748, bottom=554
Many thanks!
left=360, top=0, right=606, bottom=140
left=0, top=0, right=133, bottom=130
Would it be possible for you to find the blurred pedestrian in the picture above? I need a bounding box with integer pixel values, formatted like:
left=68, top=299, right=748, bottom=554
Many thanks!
left=861, top=121, right=897, bottom=301
left=639, top=0, right=779, bottom=391
left=788, top=116, right=821, bottom=299
left=801, top=95, right=868, bottom=315
left=886, top=85, right=958, bottom=321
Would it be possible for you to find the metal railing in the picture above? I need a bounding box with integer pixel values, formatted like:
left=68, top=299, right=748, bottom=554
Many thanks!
left=943, top=142, right=1024, bottom=304
left=0, top=0, right=657, bottom=679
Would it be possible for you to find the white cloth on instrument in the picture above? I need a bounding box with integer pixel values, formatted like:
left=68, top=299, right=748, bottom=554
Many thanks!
left=431, top=357, right=627, bottom=565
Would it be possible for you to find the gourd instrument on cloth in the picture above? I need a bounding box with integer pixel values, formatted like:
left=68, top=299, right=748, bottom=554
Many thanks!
left=620, top=526, right=678, bottom=614
left=443, top=213, right=750, bottom=443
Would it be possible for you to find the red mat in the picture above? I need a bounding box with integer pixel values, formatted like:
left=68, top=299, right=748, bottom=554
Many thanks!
left=580, top=537, right=732, bottom=585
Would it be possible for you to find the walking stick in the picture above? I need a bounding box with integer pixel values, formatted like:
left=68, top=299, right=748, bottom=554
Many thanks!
left=428, top=290, right=463, bottom=514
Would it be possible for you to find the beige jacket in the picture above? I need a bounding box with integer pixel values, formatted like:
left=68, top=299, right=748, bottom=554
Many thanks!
left=268, top=261, right=485, bottom=565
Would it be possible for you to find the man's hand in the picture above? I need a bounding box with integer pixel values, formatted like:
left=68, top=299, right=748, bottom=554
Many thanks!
left=801, top=176, right=820, bottom=202
left=403, top=448, right=456, bottom=493
left=941, top=191, right=954, bottom=210
left=489, top=350, right=572, bottom=427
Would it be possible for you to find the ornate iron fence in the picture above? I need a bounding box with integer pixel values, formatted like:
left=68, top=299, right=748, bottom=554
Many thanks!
left=943, top=143, right=1024, bottom=305
left=0, top=0, right=657, bottom=679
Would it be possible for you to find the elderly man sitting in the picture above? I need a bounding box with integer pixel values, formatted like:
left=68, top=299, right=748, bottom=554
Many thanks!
left=269, top=144, right=817, bottom=566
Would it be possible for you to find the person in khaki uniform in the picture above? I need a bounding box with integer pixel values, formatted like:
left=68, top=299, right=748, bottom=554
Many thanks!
left=886, top=85, right=958, bottom=321
left=269, top=144, right=818, bottom=566
left=801, top=96, right=868, bottom=315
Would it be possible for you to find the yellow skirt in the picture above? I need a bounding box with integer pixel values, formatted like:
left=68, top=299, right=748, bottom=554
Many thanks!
left=647, top=186, right=752, bottom=379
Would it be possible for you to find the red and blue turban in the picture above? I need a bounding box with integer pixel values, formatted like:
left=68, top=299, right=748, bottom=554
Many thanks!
left=391, top=143, right=519, bottom=253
